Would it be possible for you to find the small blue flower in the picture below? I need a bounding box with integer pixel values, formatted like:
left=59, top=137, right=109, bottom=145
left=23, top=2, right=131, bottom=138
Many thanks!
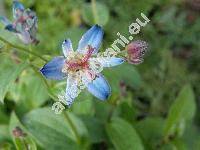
left=40, top=25, right=124, bottom=106
left=0, top=1, right=39, bottom=44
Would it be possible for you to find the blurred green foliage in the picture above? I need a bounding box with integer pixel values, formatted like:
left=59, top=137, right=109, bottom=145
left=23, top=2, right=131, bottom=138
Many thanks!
left=0, top=0, right=200, bottom=149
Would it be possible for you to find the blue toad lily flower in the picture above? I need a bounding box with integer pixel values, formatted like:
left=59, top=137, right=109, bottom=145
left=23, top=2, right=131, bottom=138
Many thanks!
left=40, top=25, right=124, bottom=106
left=0, top=1, right=39, bottom=44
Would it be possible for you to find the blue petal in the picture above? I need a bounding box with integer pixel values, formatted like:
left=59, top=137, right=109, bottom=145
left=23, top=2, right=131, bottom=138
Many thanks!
left=13, top=1, right=24, bottom=19
left=40, top=56, right=66, bottom=80
left=5, top=24, right=18, bottom=33
left=62, top=39, right=73, bottom=57
left=87, top=74, right=111, bottom=100
left=77, top=25, right=103, bottom=54
left=65, top=75, right=79, bottom=106
left=0, top=16, right=11, bottom=26
left=93, top=57, right=124, bottom=67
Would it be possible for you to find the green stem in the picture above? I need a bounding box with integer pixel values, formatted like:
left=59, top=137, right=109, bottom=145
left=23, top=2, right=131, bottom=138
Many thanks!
left=0, top=36, right=48, bottom=62
left=31, top=64, right=81, bottom=144
left=91, top=0, right=98, bottom=24
left=30, top=64, right=57, bottom=100
left=116, top=49, right=127, bottom=59
left=29, top=45, right=33, bottom=60
left=63, top=111, right=81, bottom=144
left=118, top=49, right=126, bottom=53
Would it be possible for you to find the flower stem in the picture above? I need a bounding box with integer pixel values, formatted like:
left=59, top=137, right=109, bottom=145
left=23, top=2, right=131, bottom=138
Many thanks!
left=30, top=64, right=58, bottom=100
left=31, top=64, right=81, bottom=144
left=63, top=111, right=81, bottom=144
left=116, top=49, right=127, bottom=59
left=29, top=45, right=33, bottom=60
left=0, top=36, right=48, bottom=62
left=91, top=0, right=98, bottom=24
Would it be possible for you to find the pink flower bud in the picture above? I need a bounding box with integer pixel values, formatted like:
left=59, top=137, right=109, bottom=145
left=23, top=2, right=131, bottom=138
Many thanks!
left=126, top=40, right=148, bottom=65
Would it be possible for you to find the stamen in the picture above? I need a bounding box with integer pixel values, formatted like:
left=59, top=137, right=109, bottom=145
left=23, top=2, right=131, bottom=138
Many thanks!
left=63, top=45, right=95, bottom=73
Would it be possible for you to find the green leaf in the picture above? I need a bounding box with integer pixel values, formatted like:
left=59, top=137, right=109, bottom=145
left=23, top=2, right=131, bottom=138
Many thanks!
left=164, top=85, right=196, bottom=137
left=136, top=117, right=165, bottom=149
left=0, top=28, right=19, bottom=45
left=106, top=118, right=144, bottom=150
left=82, top=2, right=109, bottom=26
left=10, top=72, right=49, bottom=112
left=21, top=75, right=49, bottom=108
left=118, top=101, right=136, bottom=123
left=81, top=116, right=106, bottom=143
left=10, top=71, right=49, bottom=102
left=0, top=142, right=13, bottom=150
left=94, top=100, right=112, bottom=123
left=72, top=92, right=94, bottom=116
left=0, top=54, right=27, bottom=103
left=0, top=104, right=9, bottom=123
left=0, top=125, right=10, bottom=142
left=172, top=139, right=187, bottom=150
left=22, top=108, right=88, bottom=150
left=9, top=112, right=37, bottom=150
left=182, top=123, right=200, bottom=150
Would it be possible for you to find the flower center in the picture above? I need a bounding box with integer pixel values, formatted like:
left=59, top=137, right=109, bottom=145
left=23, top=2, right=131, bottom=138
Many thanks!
left=62, top=45, right=95, bottom=73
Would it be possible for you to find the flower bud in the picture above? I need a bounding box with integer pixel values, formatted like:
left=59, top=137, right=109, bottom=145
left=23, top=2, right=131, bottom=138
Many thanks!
left=126, top=40, right=148, bottom=65
left=12, top=126, right=27, bottom=137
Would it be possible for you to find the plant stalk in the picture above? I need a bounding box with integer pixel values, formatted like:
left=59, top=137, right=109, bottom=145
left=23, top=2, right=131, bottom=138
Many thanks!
left=91, top=0, right=98, bottom=24
left=0, top=36, right=48, bottom=62
left=63, top=111, right=81, bottom=144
